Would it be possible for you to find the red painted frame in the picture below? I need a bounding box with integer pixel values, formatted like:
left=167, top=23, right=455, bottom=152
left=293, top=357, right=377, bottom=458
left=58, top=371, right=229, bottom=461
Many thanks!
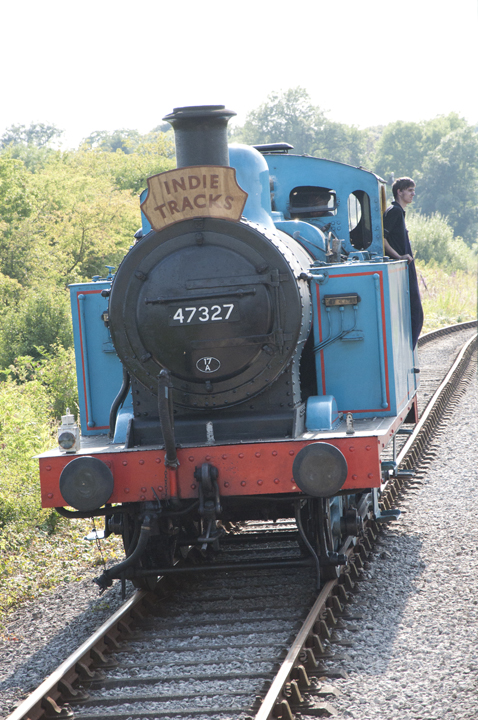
left=39, top=393, right=417, bottom=508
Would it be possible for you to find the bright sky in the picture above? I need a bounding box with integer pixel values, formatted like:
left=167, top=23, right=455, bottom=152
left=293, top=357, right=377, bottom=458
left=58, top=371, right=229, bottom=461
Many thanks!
left=1, top=0, right=477, bottom=148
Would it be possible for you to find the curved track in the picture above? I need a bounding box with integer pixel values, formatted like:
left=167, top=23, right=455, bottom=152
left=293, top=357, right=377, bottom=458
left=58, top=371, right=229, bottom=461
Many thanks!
left=7, top=321, right=477, bottom=720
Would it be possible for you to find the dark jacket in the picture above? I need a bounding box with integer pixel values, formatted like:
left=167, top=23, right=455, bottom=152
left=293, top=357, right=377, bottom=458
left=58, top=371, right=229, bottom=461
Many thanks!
left=383, top=201, right=423, bottom=349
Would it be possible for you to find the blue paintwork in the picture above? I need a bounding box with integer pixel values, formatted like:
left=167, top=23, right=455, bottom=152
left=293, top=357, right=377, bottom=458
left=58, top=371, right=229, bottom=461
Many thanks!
left=306, top=395, right=341, bottom=431
left=309, top=259, right=418, bottom=418
left=70, top=280, right=129, bottom=436
left=140, top=188, right=152, bottom=236
left=228, top=144, right=275, bottom=231
left=262, top=153, right=384, bottom=257
left=273, top=219, right=326, bottom=261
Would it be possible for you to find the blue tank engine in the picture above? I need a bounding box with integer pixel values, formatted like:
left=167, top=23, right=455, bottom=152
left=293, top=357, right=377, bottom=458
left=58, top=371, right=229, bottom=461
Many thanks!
left=38, top=105, right=419, bottom=590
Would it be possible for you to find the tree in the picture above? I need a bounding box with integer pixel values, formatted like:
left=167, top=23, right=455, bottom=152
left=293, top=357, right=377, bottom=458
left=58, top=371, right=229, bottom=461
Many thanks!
left=0, top=123, right=63, bottom=149
left=74, top=133, right=175, bottom=193
left=317, top=120, right=366, bottom=166
left=82, top=129, right=142, bottom=154
left=0, top=127, right=176, bottom=285
left=415, top=126, right=478, bottom=245
left=231, top=87, right=367, bottom=165
left=372, top=120, right=426, bottom=180
left=0, top=285, right=73, bottom=368
left=0, top=152, right=139, bottom=285
left=421, top=113, right=468, bottom=150
left=232, top=87, right=326, bottom=154
left=0, top=155, right=37, bottom=278
left=21, top=155, right=140, bottom=284
left=372, top=114, right=469, bottom=182
left=152, top=123, right=173, bottom=134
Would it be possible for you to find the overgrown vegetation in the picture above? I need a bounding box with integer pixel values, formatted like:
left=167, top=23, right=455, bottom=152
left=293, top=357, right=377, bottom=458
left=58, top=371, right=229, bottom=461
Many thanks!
left=0, top=101, right=476, bottom=625
left=0, top=354, right=123, bottom=621
left=416, top=263, right=477, bottom=331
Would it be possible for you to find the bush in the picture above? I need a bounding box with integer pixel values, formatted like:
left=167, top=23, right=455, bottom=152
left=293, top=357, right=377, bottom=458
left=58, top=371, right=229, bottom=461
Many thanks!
left=35, top=345, right=79, bottom=421
left=0, top=368, right=54, bottom=527
left=407, top=212, right=475, bottom=271
left=0, top=350, right=121, bottom=620
left=3, top=347, right=78, bottom=422
left=0, top=285, right=73, bottom=369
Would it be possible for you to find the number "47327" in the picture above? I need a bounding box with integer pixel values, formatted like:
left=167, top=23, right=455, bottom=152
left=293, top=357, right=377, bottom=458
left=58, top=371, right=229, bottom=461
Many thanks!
left=170, top=303, right=236, bottom=325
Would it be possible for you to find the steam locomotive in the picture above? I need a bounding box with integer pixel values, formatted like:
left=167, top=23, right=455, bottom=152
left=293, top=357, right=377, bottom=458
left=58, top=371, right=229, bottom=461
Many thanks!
left=38, top=105, right=419, bottom=590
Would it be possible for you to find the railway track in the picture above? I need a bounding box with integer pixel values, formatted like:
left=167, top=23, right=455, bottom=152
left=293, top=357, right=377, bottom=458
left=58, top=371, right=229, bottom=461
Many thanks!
left=7, top=321, right=476, bottom=720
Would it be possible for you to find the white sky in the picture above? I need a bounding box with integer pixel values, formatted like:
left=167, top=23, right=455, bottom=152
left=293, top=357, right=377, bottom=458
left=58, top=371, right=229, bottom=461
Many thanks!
left=1, top=0, right=477, bottom=148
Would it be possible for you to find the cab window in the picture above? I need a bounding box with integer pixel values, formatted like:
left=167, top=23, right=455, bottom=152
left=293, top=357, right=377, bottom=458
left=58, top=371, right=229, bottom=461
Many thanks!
left=289, top=186, right=337, bottom=219
left=348, top=191, right=372, bottom=249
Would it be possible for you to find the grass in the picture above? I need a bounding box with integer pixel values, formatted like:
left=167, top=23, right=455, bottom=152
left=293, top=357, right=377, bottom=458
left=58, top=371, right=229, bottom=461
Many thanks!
left=0, top=264, right=475, bottom=627
left=0, top=519, right=123, bottom=626
left=416, top=263, right=477, bottom=331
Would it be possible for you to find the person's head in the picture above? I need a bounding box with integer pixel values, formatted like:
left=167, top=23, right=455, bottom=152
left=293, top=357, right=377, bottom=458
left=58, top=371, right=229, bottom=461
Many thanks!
left=392, top=177, right=415, bottom=205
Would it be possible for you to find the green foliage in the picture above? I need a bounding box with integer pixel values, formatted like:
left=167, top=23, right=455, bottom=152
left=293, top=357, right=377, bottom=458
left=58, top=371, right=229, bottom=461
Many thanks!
left=3, top=347, right=78, bottom=421
left=416, top=262, right=477, bottom=331
left=0, top=124, right=65, bottom=173
left=0, top=286, right=73, bottom=368
left=82, top=128, right=142, bottom=153
left=0, top=155, right=31, bottom=215
left=0, top=123, right=63, bottom=149
left=0, top=155, right=35, bottom=269
left=372, top=113, right=468, bottom=180
left=415, top=127, right=478, bottom=245
left=0, top=127, right=175, bottom=286
left=232, top=87, right=327, bottom=152
left=407, top=212, right=475, bottom=271
left=10, top=154, right=140, bottom=284
left=372, top=120, right=425, bottom=180
left=75, top=133, right=175, bottom=194
left=0, top=271, right=22, bottom=306
left=35, top=346, right=79, bottom=421
left=317, top=120, right=366, bottom=166
left=0, top=369, right=54, bottom=527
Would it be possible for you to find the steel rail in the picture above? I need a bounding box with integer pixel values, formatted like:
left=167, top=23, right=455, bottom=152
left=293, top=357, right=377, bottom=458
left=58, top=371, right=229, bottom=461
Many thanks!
left=397, top=332, right=476, bottom=470
left=253, top=576, right=339, bottom=720
left=417, top=319, right=476, bottom=348
left=6, top=590, right=147, bottom=720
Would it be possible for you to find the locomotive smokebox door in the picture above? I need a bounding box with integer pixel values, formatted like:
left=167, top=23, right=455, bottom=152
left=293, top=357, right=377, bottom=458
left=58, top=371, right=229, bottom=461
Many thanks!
left=108, top=216, right=311, bottom=409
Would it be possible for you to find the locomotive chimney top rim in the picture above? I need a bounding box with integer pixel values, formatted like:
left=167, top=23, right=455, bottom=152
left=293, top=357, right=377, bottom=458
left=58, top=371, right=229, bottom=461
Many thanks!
left=163, top=105, right=236, bottom=123
left=163, top=105, right=236, bottom=168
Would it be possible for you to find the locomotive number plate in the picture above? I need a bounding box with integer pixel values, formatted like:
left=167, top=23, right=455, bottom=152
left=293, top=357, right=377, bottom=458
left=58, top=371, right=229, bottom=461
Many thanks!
left=169, top=303, right=240, bottom=326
